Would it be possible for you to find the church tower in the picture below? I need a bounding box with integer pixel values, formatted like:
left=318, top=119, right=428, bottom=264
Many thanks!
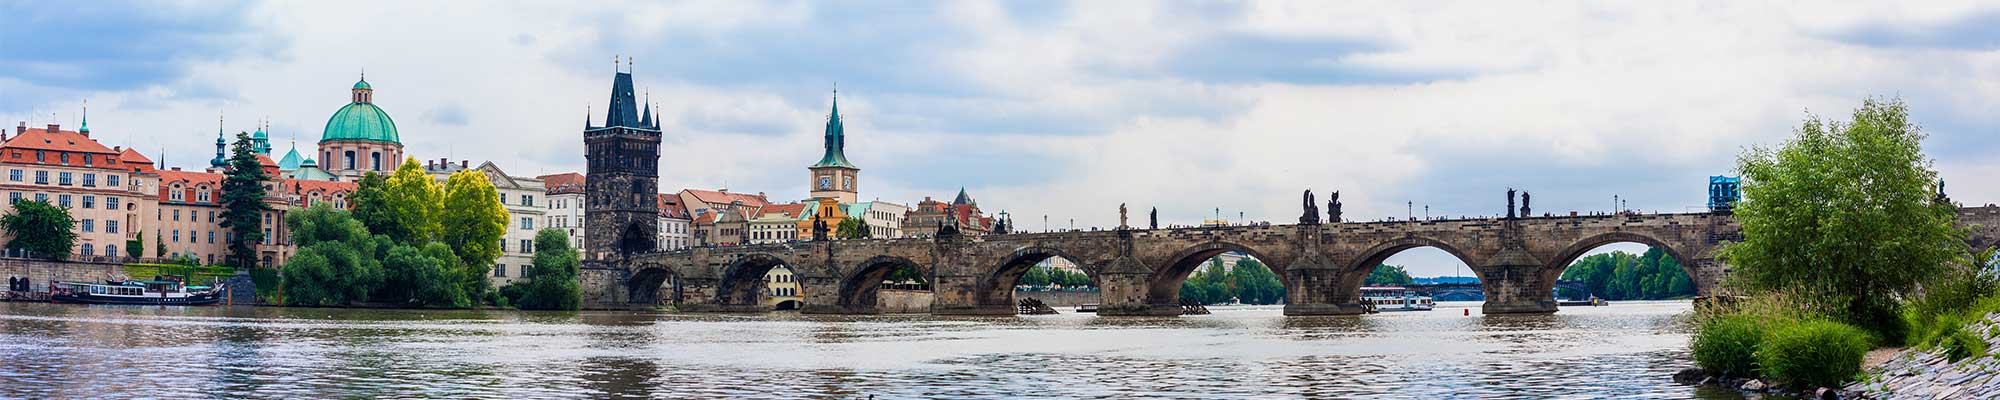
left=584, top=60, right=662, bottom=259
left=807, top=91, right=859, bottom=204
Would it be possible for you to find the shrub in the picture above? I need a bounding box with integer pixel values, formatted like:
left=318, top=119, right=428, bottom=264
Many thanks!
left=1691, top=314, right=1766, bottom=377
left=1939, top=327, right=1989, bottom=363
left=1757, top=320, right=1874, bottom=388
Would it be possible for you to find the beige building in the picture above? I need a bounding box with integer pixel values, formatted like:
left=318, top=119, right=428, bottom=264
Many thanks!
left=0, top=122, right=156, bottom=260
left=748, top=203, right=805, bottom=244
left=425, top=159, right=545, bottom=287
left=764, top=265, right=803, bottom=310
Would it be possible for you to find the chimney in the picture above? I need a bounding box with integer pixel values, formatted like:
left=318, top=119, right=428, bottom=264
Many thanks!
left=171, top=167, right=182, bottom=171
left=113, top=146, right=121, bottom=152
left=461, top=160, right=468, bottom=168
left=426, top=159, right=434, bottom=170
left=47, top=123, right=59, bottom=132
left=15, top=121, right=24, bottom=135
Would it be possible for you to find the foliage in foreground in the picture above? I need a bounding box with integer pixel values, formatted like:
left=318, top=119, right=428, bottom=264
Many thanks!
left=1755, top=320, right=1874, bottom=389
left=1721, top=97, right=1964, bottom=344
left=1690, top=313, right=1766, bottom=378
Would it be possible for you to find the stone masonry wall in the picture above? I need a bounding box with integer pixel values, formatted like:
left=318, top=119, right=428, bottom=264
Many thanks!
left=875, top=289, right=933, bottom=313
left=0, top=258, right=125, bottom=293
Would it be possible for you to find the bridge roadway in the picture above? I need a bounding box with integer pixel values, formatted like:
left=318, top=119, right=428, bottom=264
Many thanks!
left=580, top=207, right=2000, bottom=316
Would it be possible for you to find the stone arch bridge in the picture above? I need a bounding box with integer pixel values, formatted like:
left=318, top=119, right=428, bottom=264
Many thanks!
left=582, top=207, right=2000, bottom=316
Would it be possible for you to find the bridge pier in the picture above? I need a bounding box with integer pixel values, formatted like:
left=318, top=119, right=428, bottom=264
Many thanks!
left=929, top=274, right=1014, bottom=315
left=1475, top=263, right=1557, bottom=314
left=1098, top=257, right=1175, bottom=316
left=1284, top=257, right=1366, bottom=316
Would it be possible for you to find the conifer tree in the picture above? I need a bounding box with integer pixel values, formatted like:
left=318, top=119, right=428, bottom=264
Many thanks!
left=219, top=132, right=272, bottom=269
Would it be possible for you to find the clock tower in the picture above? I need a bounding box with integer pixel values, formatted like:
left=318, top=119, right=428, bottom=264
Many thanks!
left=807, top=92, right=859, bottom=203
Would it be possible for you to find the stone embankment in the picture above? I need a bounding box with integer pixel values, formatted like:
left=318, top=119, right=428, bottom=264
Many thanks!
left=1845, top=313, right=2000, bottom=399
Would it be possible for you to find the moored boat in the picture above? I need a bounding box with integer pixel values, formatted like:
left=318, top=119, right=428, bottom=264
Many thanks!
left=1360, top=286, right=1434, bottom=312
left=50, top=279, right=223, bottom=306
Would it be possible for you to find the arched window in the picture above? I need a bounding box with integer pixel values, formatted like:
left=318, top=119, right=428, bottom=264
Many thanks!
left=371, top=152, right=382, bottom=171
left=105, top=245, right=118, bottom=259
left=80, top=243, right=93, bottom=256
left=344, top=151, right=357, bottom=170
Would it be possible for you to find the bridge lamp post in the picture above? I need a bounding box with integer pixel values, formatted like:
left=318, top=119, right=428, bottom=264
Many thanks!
left=1044, top=215, right=1049, bottom=233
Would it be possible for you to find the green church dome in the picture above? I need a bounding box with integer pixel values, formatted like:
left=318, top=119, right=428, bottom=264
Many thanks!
left=353, top=78, right=371, bottom=90
left=321, top=101, right=400, bottom=144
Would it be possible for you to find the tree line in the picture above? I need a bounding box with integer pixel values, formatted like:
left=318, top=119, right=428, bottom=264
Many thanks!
left=1179, top=258, right=1284, bottom=305
left=1559, top=248, right=1695, bottom=300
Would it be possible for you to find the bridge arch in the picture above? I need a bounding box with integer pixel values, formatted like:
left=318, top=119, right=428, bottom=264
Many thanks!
left=715, top=253, right=798, bottom=308
left=834, top=256, right=930, bottom=313
left=1542, top=232, right=1707, bottom=298
left=1150, top=241, right=1286, bottom=305
left=626, top=264, right=682, bottom=306
left=982, top=245, right=1096, bottom=307
left=1340, top=236, right=1482, bottom=302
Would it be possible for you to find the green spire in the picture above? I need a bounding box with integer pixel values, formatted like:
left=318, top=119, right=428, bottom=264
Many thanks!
left=810, top=91, right=856, bottom=169
left=78, top=100, right=89, bottom=133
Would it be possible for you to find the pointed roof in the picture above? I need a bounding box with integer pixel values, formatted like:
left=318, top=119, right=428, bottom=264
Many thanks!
left=603, top=71, right=641, bottom=128
left=78, top=101, right=89, bottom=134
left=952, top=187, right=974, bottom=205
left=639, top=91, right=653, bottom=127
left=810, top=93, right=857, bottom=169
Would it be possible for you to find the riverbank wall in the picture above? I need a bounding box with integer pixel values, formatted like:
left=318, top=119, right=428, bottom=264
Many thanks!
left=1846, top=312, right=2000, bottom=398
left=0, top=258, right=124, bottom=294
left=878, top=289, right=933, bottom=313
left=1016, top=290, right=1100, bottom=307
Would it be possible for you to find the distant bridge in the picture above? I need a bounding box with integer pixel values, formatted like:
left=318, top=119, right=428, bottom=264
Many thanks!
left=1403, top=280, right=1594, bottom=302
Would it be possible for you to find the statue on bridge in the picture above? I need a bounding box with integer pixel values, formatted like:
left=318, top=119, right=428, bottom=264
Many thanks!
left=1150, top=207, right=1158, bottom=230
left=1506, top=188, right=1517, bottom=219
left=1300, top=190, right=1321, bottom=224
left=812, top=213, right=830, bottom=241
left=1119, top=203, right=1129, bottom=229
left=1521, top=191, right=1532, bottom=218
left=1328, top=191, right=1342, bottom=223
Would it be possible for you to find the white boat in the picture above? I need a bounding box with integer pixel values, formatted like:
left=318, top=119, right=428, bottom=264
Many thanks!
left=1360, top=286, right=1434, bottom=312
left=50, top=279, right=224, bottom=306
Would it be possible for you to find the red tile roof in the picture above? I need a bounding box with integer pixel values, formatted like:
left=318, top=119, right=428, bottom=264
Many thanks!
left=682, top=189, right=769, bottom=209
left=540, top=172, right=584, bottom=195
left=118, top=149, right=155, bottom=173
left=760, top=202, right=807, bottom=218
left=2, top=127, right=119, bottom=155
left=657, top=193, right=690, bottom=219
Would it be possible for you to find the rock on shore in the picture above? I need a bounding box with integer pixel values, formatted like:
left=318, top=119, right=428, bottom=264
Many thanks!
left=1847, top=313, right=2000, bottom=399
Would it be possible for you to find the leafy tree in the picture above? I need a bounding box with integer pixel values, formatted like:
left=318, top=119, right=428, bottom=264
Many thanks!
left=2, top=199, right=75, bottom=260
left=280, top=204, right=386, bottom=306
left=380, top=242, right=468, bottom=308
left=364, top=160, right=444, bottom=245
left=1722, top=98, right=1963, bottom=342
left=884, top=265, right=926, bottom=284
left=441, top=169, right=508, bottom=301
left=836, top=216, right=871, bottom=239
left=1365, top=264, right=1415, bottom=286
left=350, top=172, right=394, bottom=237
left=1560, top=249, right=1695, bottom=300
left=219, top=131, right=273, bottom=269
left=1020, top=264, right=1050, bottom=286
left=1176, top=257, right=1285, bottom=305
left=514, top=228, right=582, bottom=310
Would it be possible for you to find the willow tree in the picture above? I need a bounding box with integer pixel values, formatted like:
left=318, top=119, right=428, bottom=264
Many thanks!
left=1722, top=97, right=1964, bottom=342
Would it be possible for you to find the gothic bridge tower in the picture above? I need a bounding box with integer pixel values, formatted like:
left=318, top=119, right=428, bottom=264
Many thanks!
left=584, top=63, right=662, bottom=259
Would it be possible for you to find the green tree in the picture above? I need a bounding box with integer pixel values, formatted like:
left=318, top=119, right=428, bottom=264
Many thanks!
left=836, top=216, right=871, bottom=239
left=440, top=169, right=508, bottom=302
left=379, top=242, right=468, bottom=308
left=349, top=172, right=394, bottom=237
left=514, top=228, right=583, bottom=310
left=364, top=160, right=444, bottom=245
left=280, top=204, right=386, bottom=306
left=1723, top=98, right=1963, bottom=343
left=885, top=265, right=926, bottom=284
left=127, top=231, right=145, bottom=259
left=1, top=199, right=75, bottom=260
left=1560, top=249, right=1695, bottom=300
left=1020, top=264, right=1051, bottom=286
left=1364, top=264, right=1415, bottom=286
left=219, top=131, right=273, bottom=269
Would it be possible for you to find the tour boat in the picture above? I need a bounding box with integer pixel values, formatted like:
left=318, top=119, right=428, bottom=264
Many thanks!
left=1360, top=286, right=1434, bottom=312
left=49, top=279, right=224, bottom=306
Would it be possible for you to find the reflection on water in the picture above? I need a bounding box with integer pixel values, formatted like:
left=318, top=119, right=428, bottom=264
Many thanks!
left=0, top=301, right=1739, bottom=399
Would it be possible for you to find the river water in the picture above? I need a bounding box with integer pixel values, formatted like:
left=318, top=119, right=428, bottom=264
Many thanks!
left=0, top=300, right=1745, bottom=399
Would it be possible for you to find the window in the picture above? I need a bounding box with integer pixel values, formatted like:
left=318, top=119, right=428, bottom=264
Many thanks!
left=6, top=193, right=16, bottom=204
left=80, top=243, right=92, bottom=256
left=82, top=173, right=95, bottom=187
left=371, top=152, right=382, bottom=171
left=172, top=230, right=181, bottom=242
left=34, top=171, right=47, bottom=184
left=173, top=210, right=181, bottom=221
left=344, top=151, right=356, bottom=170
left=81, top=196, right=93, bottom=209
left=35, top=193, right=46, bottom=203
left=107, top=175, right=119, bottom=187
left=521, top=195, right=534, bottom=207
left=521, top=217, right=533, bottom=230
left=105, top=245, right=117, bottom=258
left=169, top=189, right=183, bottom=202
left=80, top=219, right=93, bottom=233
left=34, top=150, right=43, bottom=162
left=58, top=172, right=71, bottom=186
left=497, top=240, right=506, bottom=252
left=521, top=239, right=533, bottom=253
left=494, top=264, right=507, bottom=277
left=521, top=265, right=530, bottom=277
left=197, top=191, right=210, bottom=203
left=57, top=194, right=70, bottom=208
left=59, top=152, right=68, bottom=165
left=7, top=169, right=17, bottom=181
left=106, top=197, right=118, bottom=210
left=208, top=231, right=216, bottom=244
left=106, top=220, right=118, bottom=234
left=82, top=154, right=92, bottom=167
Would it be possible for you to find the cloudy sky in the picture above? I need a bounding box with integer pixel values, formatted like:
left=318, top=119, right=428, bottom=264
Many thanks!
left=5, top=1, right=1998, bottom=276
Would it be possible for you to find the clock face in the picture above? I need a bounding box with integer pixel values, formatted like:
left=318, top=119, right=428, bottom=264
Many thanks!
left=819, top=176, right=832, bottom=189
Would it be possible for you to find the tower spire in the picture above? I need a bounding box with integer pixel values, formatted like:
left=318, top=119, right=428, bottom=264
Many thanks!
left=79, top=100, right=89, bottom=133
left=639, top=88, right=653, bottom=127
